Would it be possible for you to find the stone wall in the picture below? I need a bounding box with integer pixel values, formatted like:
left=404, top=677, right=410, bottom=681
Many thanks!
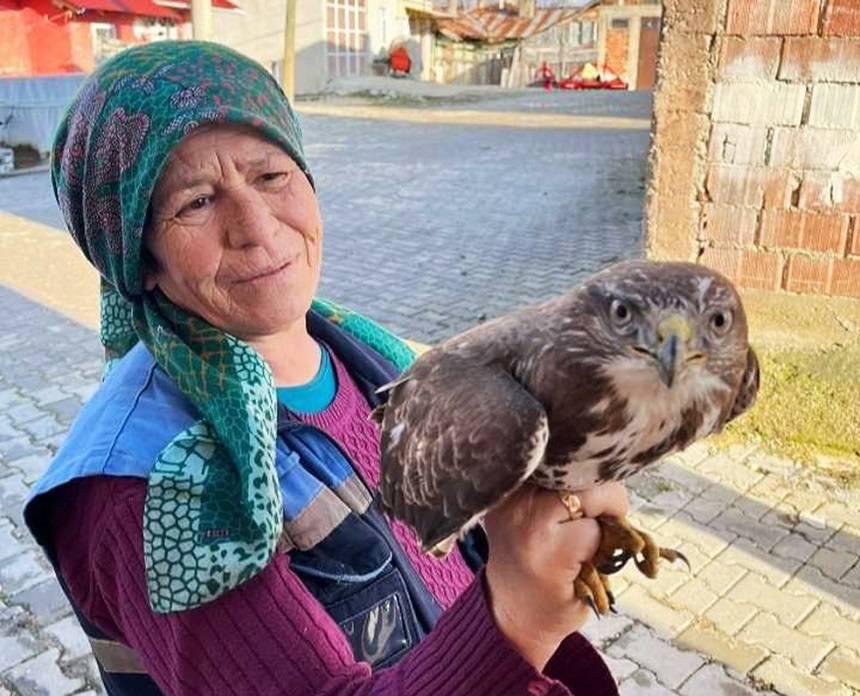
left=645, top=0, right=860, bottom=298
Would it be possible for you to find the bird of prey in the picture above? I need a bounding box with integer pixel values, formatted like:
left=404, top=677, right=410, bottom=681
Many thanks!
left=374, top=261, right=759, bottom=613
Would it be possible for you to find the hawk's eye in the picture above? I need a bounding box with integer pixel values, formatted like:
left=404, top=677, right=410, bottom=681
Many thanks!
left=609, top=299, right=633, bottom=329
left=709, top=309, right=733, bottom=335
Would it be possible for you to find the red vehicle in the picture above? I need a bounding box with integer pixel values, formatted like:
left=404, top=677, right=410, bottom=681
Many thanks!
left=557, top=63, right=628, bottom=91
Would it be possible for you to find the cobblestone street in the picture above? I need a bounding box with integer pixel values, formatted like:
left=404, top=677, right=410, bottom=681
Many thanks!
left=0, top=93, right=858, bottom=695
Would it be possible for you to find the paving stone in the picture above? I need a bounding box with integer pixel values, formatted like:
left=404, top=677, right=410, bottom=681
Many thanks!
left=0, top=420, right=19, bottom=443
left=43, top=617, right=91, bottom=662
left=0, top=521, right=23, bottom=562
left=652, top=512, right=733, bottom=560
left=618, top=668, right=677, bottom=696
left=711, top=508, right=791, bottom=550
left=618, top=585, right=694, bottom=640
left=716, top=537, right=803, bottom=587
left=0, top=551, right=54, bottom=595
left=10, top=579, right=70, bottom=627
left=842, top=561, right=860, bottom=589
left=783, top=566, right=860, bottom=621
left=5, top=648, right=85, bottom=695
left=4, top=404, right=43, bottom=427
left=677, top=623, right=769, bottom=675
left=667, top=577, right=720, bottom=614
left=729, top=572, right=818, bottom=627
left=666, top=443, right=710, bottom=469
left=20, top=417, right=66, bottom=444
left=827, top=526, right=860, bottom=556
left=628, top=562, right=689, bottom=602
left=817, top=647, right=860, bottom=691
left=27, top=387, right=69, bottom=408
left=738, top=613, right=833, bottom=672
left=679, top=663, right=763, bottom=695
left=0, top=389, right=26, bottom=410
left=680, top=495, right=725, bottom=524
left=43, top=398, right=82, bottom=425
left=703, top=597, right=758, bottom=636
left=9, top=454, right=51, bottom=486
left=815, top=501, right=860, bottom=529
left=601, top=654, right=638, bottom=682
left=695, top=559, right=746, bottom=595
left=799, top=604, right=860, bottom=654
left=770, top=532, right=820, bottom=563
left=752, top=655, right=846, bottom=696
left=648, top=460, right=710, bottom=495
left=808, top=547, right=858, bottom=581
left=609, top=624, right=705, bottom=690
left=0, top=634, right=39, bottom=671
left=697, top=456, right=764, bottom=493
left=581, top=609, right=635, bottom=648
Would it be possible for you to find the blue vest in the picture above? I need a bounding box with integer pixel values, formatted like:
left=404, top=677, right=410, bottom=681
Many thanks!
left=25, top=312, right=486, bottom=695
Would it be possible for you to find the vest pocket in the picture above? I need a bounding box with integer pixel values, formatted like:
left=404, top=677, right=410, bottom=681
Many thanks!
left=289, top=513, right=418, bottom=669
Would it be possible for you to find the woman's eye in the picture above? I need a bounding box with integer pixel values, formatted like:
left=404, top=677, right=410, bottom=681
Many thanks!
left=260, top=171, right=290, bottom=184
left=188, top=196, right=210, bottom=211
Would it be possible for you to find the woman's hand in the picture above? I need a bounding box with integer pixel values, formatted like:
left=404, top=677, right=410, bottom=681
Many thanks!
left=482, top=482, right=629, bottom=671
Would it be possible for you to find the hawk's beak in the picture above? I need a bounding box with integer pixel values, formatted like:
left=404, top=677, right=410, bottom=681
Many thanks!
left=655, top=315, right=693, bottom=388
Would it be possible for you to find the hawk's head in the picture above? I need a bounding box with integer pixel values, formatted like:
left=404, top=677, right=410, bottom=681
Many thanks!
left=563, top=261, right=758, bottom=448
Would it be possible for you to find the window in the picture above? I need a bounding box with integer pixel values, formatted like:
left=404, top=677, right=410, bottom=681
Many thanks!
left=610, top=18, right=629, bottom=30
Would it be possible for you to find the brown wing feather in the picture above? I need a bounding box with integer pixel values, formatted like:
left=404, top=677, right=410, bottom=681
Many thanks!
left=728, top=347, right=760, bottom=422
left=377, top=351, right=549, bottom=551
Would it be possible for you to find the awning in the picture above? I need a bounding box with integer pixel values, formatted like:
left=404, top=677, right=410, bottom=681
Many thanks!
left=154, top=0, right=239, bottom=11
left=60, top=0, right=182, bottom=19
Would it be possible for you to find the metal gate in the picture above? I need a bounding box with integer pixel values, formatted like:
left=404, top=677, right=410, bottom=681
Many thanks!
left=326, top=0, right=369, bottom=78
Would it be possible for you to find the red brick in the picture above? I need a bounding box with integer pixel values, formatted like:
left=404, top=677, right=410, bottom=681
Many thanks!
left=803, top=213, right=850, bottom=252
left=824, top=0, right=860, bottom=36
left=764, top=169, right=799, bottom=209
left=761, top=210, right=804, bottom=248
left=780, top=38, right=860, bottom=82
left=708, top=123, right=768, bottom=165
left=699, top=246, right=742, bottom=282
left=720, top=37, right=782, bottom=80
left=701, top=204, right=758, bottom=245
left=760, top=210, right=848, bottom=252
left=727, top=0, right=820, bottom=35
left=713, top=82, right=805, bottom=126
left=740, top=250, right=783, bottom=290
left=706, top=164, right=766, bottom=207
left=830, top=258, right=860, bottom=297
left=785, top=256, right=831, bottom=294
left=797, top=172, right=860, bottom=213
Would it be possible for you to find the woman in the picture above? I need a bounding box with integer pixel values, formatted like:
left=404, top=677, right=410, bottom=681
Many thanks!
left=25, top=41, right=625, bottom=695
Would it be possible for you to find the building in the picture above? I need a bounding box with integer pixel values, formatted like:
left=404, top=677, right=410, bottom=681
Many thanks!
left=212, top=0, right=414, bottom=95
left=598, top=0, right=661, bottom=90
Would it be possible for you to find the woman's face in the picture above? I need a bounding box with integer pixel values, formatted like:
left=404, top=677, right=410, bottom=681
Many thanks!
left=144, top=125, right=322, bottom=342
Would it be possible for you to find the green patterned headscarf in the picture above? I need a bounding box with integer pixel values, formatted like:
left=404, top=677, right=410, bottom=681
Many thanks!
left=52, top=41, right=316, bottom=612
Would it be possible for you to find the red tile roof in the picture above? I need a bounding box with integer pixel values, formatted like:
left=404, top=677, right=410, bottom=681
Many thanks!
left=438, top=4, right=588, bottom=43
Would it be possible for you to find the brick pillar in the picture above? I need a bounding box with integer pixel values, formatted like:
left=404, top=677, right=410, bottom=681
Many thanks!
left=645, top=0, right=860, bottom=299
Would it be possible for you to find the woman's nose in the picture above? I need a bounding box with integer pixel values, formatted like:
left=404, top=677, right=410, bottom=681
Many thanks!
left=223, top=188, right=278, bottom=248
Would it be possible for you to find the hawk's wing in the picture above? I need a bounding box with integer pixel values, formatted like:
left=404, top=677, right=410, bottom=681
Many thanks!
left=376, top=352, right=549, bottom=553
left=728, top=347, right=760, bottom=422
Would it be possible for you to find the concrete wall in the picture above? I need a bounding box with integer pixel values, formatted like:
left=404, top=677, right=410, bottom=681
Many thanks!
left=646, top=0, right=860, bottom=299
left=212, top=0, right=344, bottom=95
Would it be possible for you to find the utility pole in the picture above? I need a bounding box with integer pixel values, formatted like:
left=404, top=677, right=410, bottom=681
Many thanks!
left=283, top=0, right=298, bottom=102
left=191, top=0, right=213, bottom=40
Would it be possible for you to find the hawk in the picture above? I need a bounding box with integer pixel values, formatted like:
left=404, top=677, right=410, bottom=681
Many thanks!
left=374, top=261, right=759, bottom=613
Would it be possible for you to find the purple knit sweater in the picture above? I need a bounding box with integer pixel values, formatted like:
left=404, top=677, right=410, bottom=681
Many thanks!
left=49, top=352, right=619, bottom=695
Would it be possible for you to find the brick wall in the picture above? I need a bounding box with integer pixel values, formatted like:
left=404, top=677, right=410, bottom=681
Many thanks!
left=645, top=0, right=860, bottom=298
